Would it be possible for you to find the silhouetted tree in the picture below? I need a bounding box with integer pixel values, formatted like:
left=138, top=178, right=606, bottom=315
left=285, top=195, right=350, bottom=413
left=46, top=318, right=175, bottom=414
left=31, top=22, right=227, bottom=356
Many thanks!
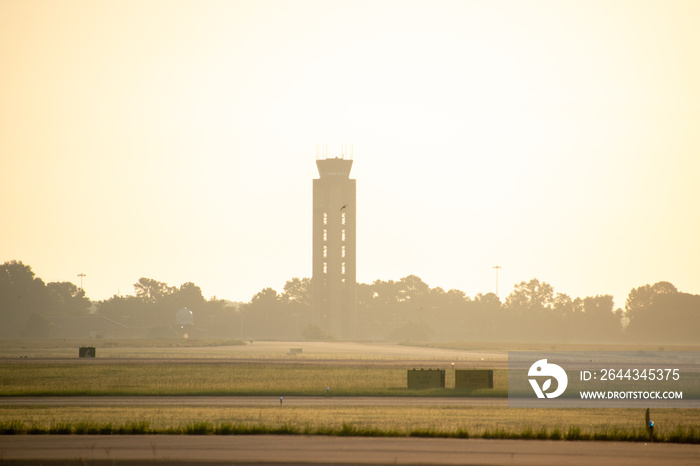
left=21, top=313, right=52, bottom=338
left=430, top=288, right=470, bottom=340
left=96, top=295, right=144, bottom=327
left=397, top=275, right=430, bottom=303
left=281, top=277, right=311, bottom=339
left=0, top=261, right=48, bottom=337
left=201, top=297, right=239, bottom=338
left=625, top=283, right=698, bottom=343
left=506, top=278, right=555, bottom=312
left=301, top=323, right=336, bottom=341
left=625, top=281, right=678, bottom=322
left=173, top=282, right=209, bottom=328
left=46, top=281, right=91, bottom=315
left=554, top=292, right=577, bottom=340
left=505, top=278, right=559, bottom=340
left=370, top=278, right=402, bottom=327
left=553, top=292, right=575, bottom=316
left=473, top=292, right=502, bottom=310
left=572, top=295, right=621, bottom=341
left=469, top=292, right=503, bottom=340
left=281, top=277, right=311, bottom=307
left=97, top=278, right=231, bottom=337
left=243, top=287, right=285, bottom=339
left=133, top=278, right=176, bottom=304
left=176, top=282, right=205, bottom=310
left=355, top=282, right=378, bottom=338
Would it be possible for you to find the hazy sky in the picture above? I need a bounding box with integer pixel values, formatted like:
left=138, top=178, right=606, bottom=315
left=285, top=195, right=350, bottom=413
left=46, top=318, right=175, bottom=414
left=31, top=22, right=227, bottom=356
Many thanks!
left=2, top=0, right=699, bottom=310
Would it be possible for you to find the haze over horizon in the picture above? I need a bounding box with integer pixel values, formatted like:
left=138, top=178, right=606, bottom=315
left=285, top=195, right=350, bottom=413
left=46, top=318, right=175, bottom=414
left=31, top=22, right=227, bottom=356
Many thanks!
left=2, top=0, right=699, bottom=310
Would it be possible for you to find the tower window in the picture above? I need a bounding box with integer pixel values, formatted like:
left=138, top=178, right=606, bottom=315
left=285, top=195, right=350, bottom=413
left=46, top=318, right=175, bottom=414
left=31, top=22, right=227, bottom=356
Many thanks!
left=341, top=262, right=346, bottom=275
left=341, top=229, right=345, bottom=241
left=341, top=212, right=346, bottom=225
left=323, top=262, right=328, bottom=274
left=323, top=229, right=327, bottom=241
left=323, top=212, right=328, bottom=225
left=341, top=245, right=345, bottom=258
left=323, top=245, right=328, bottom=258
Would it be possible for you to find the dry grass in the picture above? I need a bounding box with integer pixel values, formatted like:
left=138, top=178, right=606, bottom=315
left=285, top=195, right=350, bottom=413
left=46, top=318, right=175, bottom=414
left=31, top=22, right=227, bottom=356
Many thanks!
left=1, top=405, right=698, bottom=441
left=0, top=363, right=508, bottom=396
left=1, top=341, right=698, bottom=442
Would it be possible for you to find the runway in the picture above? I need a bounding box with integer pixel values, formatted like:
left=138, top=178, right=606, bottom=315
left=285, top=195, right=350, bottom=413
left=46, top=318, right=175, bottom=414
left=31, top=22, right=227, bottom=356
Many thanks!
left=2, top=434, right=699, bottom=465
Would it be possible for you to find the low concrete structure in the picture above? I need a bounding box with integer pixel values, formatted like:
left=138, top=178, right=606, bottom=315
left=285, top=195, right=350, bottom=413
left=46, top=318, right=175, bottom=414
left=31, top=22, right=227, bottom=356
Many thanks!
left=78, top=346, right=96, bottom=358
left=455, top=369, right=494, bottom=389
left=407, top=369, right=445, bottom=389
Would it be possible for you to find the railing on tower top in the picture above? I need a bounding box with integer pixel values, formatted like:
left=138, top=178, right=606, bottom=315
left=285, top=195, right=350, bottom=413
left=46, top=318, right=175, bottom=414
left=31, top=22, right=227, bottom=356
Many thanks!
left=316, top=143, right=353, bottom=160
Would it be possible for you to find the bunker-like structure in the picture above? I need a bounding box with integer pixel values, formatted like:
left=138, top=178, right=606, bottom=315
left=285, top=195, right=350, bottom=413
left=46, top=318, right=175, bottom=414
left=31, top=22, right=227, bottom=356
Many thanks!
left=407, top=369, right=446, bottom=389
left=455, top=370, right=494, bottom=389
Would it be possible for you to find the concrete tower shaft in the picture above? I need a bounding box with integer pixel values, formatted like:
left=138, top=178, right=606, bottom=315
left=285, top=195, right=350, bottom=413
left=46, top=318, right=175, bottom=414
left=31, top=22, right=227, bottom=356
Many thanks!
left=312, top=155, right=356, bottom=338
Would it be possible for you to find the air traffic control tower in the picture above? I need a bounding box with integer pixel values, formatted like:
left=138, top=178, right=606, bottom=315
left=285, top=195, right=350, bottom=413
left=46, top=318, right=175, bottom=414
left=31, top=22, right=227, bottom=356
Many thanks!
left=312, top=145, right=356, bottom=338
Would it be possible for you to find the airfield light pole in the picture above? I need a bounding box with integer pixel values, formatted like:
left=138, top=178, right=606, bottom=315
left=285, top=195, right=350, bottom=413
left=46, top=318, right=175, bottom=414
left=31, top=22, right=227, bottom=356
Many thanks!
left=77, top=273, right=86, bottom=291
left=493, top=266, right=502, bottom=298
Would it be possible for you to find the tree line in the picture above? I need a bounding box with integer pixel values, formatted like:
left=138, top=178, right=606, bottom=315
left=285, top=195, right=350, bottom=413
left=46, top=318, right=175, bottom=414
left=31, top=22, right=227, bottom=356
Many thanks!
left=245, top=275, right=698, bottom=343
left=96, top=277, right=234, bottom=338
left=0, top=260, right=91, bottom=337
left=1, top=260, right=698, bottom=343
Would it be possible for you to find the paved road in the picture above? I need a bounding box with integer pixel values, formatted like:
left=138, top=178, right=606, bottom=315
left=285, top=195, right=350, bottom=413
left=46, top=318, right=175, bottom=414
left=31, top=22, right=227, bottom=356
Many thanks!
left=2, top=435, right=699, bottom=465
left=0, top=395, right=507, bottom=407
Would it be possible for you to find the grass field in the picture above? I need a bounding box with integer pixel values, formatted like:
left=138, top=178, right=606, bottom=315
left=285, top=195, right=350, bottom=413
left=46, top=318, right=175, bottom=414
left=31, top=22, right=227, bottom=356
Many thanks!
left=1, top=340, right=698, bottom=442
left=0, top=363, right=507, bottom=396
left=1, top=405, right=698, bottom=442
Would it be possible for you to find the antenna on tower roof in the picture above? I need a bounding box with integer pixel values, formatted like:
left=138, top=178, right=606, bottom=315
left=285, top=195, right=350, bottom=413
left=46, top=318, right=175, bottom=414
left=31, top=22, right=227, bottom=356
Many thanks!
left=316, top=143, right=354, bottom=160
left=316, top=143, right=330, bottom=160
left=340, top=143, right=354, bottom=160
